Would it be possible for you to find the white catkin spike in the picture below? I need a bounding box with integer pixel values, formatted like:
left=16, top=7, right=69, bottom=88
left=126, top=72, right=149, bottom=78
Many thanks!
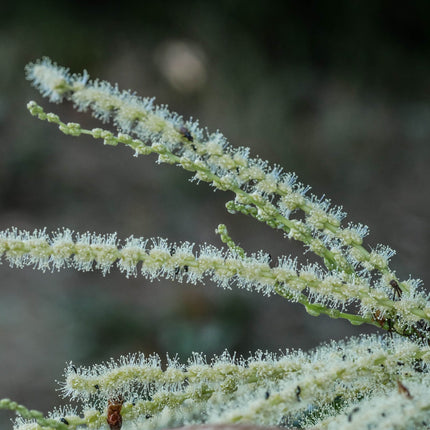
left=1, top=227, right=429, bottom=330
left=34, top=335, right=427, bottom=430
left=205, top=343, right=429, bottom=427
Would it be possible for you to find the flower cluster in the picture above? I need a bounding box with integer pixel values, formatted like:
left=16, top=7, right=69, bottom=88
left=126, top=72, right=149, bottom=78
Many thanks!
left=4, top=335, right=430, bottom=429
left=0, top=58, right=428, bottom=429
left=0, top=222, right=428, bottom=332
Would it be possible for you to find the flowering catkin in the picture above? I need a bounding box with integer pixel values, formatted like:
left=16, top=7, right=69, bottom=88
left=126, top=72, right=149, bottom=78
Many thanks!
left=0, top=227, right=428, bottom=332
left=0, top=57, right=427, bottom=430
left=11, top=335, right=430, bottom=430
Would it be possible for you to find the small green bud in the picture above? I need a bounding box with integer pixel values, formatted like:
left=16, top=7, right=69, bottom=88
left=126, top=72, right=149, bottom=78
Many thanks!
left=46, top=113, right=60, bottom=123
left=91, top=128, right=104, bottom=138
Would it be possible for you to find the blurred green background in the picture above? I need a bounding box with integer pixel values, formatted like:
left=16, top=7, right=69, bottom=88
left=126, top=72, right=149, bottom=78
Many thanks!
left=1, top=1, right=429, bottom=425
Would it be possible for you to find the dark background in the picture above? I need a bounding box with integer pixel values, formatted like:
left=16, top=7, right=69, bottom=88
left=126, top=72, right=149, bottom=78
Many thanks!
left=1, top=1, right=429, bottom=426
